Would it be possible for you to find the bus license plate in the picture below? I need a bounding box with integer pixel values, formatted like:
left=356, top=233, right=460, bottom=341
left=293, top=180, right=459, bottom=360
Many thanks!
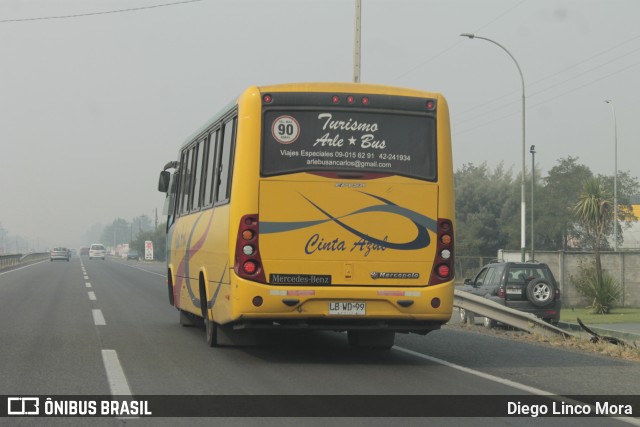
left=329, top=302, right=366, bottom=316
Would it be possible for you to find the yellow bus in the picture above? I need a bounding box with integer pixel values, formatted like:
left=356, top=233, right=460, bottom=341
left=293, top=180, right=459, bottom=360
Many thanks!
left=157, top=82, right=455, bottom=348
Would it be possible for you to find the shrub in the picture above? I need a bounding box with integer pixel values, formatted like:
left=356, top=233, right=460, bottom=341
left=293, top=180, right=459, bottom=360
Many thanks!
left=572, top=262, right=621, bottom=314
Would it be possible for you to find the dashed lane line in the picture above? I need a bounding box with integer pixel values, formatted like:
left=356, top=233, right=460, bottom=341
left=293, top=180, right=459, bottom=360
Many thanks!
left=101, top=349, right=133, bottom=395
left=92, top=309, right=106, bottom=326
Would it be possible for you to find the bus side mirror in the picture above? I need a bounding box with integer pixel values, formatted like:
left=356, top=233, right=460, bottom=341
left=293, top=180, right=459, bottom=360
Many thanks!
left=158, top=171, right=170, bottom=193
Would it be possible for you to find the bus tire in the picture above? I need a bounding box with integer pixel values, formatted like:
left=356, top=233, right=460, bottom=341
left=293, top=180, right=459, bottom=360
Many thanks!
left=200, top=274, right=220, bottom=347
left=347, top=330, right=395, bottom=350
left=204, top=315, right=219, bottom=347
left=167, top=271, right=175, bottom=306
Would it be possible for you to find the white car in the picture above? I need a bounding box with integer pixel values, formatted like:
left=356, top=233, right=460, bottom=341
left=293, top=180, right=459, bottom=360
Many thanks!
left=89, top=243, right=106, bottom=260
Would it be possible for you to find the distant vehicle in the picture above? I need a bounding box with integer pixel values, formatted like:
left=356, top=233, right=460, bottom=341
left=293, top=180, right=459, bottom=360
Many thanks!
left=460, top=261, right=561, bottom=328
left=89, top=243, right=106, bottom=260
left=50, top=247, right=70, bottom=262
left=80, top=247, right=90, bottom=256
left=127, top=250, right=140, bottom=261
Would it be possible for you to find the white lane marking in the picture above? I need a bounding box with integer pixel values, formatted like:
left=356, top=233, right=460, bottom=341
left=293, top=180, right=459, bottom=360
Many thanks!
left=118, top=260, right=165, bottom=277
left=395, top=346, right=551, bottom=394
left=86, top=282, right=92, bottom=288
left=84, top=275, right=89, bottom=280
left=88, top=291, right=96, bottom=301
left=0, top=260, right=48, bottom=276
left=92, top=309, right=106, bottom=326
left=101, top=349, right=133, bottom=396
left=394, top=346, right=640, bottom=426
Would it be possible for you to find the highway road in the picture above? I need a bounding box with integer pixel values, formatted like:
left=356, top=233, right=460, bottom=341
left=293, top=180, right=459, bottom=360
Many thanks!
left=0, top=256, right=638, bottom=426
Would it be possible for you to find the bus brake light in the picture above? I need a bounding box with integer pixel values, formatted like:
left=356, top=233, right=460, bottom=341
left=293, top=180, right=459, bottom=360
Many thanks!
left=437, top=264, right=450, bottom=278
left=428, top=218, right=454, bottom=285
left=243, top=261, right=258, bottom=275
left=235, top=214, right=266, bottom=283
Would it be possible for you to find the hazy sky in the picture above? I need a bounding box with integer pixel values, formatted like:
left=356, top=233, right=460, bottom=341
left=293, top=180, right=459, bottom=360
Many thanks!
left=1, top=0, right=639, bottom=250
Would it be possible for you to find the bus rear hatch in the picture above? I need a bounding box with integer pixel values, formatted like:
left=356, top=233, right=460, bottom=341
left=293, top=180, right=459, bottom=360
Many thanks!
left=258, top=179, right=439, bottom=287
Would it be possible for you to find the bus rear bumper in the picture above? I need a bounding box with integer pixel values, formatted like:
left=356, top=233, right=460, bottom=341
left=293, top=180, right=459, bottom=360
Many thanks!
left=231, top=318, right=443, bottom=335
left=225, top=277, right=455, bottom=333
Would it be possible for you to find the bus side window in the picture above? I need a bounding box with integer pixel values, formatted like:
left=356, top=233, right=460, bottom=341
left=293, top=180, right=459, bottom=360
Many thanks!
left=191, top=139, right=205, bottom=211
left=203, top=130, right=218, bottom=207
left=176, top=151, right=187, bottom=216
left=216, top=117, right=237, bottom=203
left=181, top=148, right=194, bottom=215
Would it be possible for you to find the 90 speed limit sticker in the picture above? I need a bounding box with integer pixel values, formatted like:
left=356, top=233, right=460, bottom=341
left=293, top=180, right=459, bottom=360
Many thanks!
left=272, top=115, right=300, bottom=144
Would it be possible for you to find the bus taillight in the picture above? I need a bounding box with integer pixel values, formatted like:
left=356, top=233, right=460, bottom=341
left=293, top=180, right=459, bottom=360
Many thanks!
left=243, top=260, right=258, bottom=275
left=429, top=219, right=454, bottom=286
left=235, top=214, right=266, bottom=283
left=437, top=264, right=450, bottom=278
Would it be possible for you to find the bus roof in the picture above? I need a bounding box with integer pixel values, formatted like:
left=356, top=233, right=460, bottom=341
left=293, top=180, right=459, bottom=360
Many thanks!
left=178, top=82, right=445, bottom=150
left=257, top=82, right=443, bottom=99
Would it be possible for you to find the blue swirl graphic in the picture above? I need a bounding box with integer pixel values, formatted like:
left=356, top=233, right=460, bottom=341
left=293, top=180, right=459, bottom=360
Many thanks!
left=261, top=191, right=436, bottom=250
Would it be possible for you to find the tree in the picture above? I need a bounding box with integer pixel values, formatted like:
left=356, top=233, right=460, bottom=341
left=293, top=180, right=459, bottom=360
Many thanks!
left=573, top=177, right=624, bottom=313
left=84, top=223, right=104, bottom=245
left=454, top=162, right=518, bottom=257
left=100, top=218, right=131, bottom=249
left=537, top=157, right=592, bottom=250
left=598, top=170, right=639, bottom=248
left=130, top=222, right=167, bottom=261
left=574, top=177, right=613, bottom=283
left=131, top=214, right=154, bottom=234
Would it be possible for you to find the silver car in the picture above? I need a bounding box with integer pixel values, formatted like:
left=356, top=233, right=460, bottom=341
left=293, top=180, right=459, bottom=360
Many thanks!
left=50, top=247, right=70, bottom=262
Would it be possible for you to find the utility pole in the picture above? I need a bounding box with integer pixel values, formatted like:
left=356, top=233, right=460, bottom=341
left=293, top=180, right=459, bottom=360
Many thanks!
left=530, top=145, right=536, bottom=261
left=353, top=0, right=361, bottom=83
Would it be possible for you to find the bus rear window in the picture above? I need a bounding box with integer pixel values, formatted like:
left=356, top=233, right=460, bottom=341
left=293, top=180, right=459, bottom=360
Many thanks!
left=261, top=109, right=437, bottom=180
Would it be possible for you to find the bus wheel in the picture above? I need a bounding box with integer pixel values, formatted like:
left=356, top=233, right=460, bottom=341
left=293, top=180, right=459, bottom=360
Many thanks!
left=204, top=315, right=219, bottom=347
left=167, top=272, right=175, bottom=306
left=347, top=330, right=395, bottom=350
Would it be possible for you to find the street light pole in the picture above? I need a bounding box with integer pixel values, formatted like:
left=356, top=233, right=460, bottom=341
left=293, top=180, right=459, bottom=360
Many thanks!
left=530, top=145, right=536, bottom=261
left=604, top=99, right=618, bottom=252
left=353, top=0, right=362, bottom=83
left=461, top=33, right=527, bottom=262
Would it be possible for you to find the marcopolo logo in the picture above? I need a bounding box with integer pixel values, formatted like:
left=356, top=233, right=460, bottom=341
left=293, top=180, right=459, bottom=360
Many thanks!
left=371, top=272, right=420, bottom=280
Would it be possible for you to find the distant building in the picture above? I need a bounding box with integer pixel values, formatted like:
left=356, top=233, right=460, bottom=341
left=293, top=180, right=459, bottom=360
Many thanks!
left=620, top=205, right=640, bottom=250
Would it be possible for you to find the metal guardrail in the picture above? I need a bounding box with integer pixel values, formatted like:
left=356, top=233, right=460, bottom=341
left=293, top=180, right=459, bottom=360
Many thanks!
left=0, top=254, right=22, bottom=270
left=0, top=252, right=49, bottom=271
left=453, top=289, right=577, bottom=339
